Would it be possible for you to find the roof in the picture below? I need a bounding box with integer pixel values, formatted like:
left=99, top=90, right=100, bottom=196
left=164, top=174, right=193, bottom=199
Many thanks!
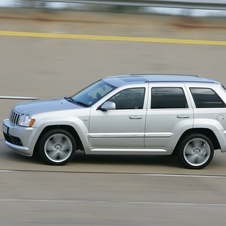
left=103, top=74, right=220, bottom=87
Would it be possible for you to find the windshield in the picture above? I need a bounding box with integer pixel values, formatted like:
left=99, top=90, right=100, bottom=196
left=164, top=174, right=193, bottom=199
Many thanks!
left=69, top=80, right=116, bottom=107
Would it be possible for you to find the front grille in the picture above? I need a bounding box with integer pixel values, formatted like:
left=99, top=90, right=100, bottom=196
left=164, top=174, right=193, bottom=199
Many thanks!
left=9, top=110, right=21, bottom=125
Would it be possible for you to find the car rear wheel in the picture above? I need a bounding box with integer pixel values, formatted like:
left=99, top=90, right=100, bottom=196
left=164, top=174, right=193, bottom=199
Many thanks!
left=38, top=129, right=76, bottom=165
left=177, top=134, right=214, bottom=169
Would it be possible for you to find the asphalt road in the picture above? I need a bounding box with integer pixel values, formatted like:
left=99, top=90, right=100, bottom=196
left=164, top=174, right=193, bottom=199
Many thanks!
left=1, top=10, right=226, bottom=225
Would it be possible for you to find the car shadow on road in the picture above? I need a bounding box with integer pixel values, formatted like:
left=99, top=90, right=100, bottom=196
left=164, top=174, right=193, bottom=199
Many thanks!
left=0, top=144, right=181, bottom=169
left=71, top=151, right=181, bottom=168
left=12, top=151, right=181, bottom=169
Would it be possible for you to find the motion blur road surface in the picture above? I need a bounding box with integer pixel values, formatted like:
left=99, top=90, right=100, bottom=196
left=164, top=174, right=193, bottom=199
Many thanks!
left=1, top=9, right=226, bottom=225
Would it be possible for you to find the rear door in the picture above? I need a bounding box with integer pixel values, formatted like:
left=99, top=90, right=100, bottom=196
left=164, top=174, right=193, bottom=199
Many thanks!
left=145, top=84, right=194, bottom=153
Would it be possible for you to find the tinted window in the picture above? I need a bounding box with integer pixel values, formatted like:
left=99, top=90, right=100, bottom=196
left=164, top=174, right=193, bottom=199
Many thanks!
left=151, top=87, right=188, bottom=109
left=108, top=88, right=145, bottom=109
left=190, top=88, right=226, bottom=108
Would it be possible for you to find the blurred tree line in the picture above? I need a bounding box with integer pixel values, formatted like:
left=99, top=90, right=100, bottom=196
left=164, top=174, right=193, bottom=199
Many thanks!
left=19, top=0, right=47, bottom=8
left=18, top=0, right=139, bottom=12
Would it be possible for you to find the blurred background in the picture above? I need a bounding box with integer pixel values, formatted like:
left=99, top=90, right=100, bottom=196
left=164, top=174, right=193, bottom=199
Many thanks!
left=1, top=0, right=226, bottom=118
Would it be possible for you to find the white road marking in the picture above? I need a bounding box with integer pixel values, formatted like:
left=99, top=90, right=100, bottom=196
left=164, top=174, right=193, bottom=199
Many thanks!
left=0, top=169, right=225, bottom=179
left=143, top=173, right=226, bottom=179
left=0, top=198, right=225, bottom=207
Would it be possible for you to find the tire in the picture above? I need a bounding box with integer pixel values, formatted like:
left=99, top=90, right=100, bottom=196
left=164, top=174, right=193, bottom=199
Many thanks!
left=177, top=134, right=214, bottom=169
left=38, top=129, right=76, bottom=165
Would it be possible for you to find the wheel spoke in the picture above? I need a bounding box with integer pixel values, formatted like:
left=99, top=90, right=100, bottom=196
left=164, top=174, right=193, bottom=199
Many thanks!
left=52, top=134, right=63, bottom=144
left=58, top=150, right=69, bottom=160
left=191, top=140, right=202, bottom=149
left=47, top=150, right=58, bottom=160
left=196, top=154, right=205, bottom=164
left=184, top=144, right=194, bottom=155
left=186, top=154, right=197, bottom=164
left=61, top=141, right=71, bottom=151
left=46, top=139, right=55, bottom=151
left=200, top=146, right=209, bottom=156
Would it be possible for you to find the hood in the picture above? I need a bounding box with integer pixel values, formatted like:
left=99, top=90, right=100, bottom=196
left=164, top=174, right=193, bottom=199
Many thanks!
left=14, top=98, right=83, bottom=115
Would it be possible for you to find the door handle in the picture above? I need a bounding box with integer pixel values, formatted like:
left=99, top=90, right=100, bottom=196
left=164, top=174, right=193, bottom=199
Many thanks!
left=129, top=115, right=143, bottom=119
left=177, top=114, right=190, bottom=118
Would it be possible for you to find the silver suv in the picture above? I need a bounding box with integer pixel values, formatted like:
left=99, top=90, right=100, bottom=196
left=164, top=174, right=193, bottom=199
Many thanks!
left=2, top=74, right=226, bottom=169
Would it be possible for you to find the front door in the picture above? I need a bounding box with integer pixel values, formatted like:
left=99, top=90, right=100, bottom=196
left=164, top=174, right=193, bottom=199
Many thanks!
left=88, top=87, right=147, bottom=153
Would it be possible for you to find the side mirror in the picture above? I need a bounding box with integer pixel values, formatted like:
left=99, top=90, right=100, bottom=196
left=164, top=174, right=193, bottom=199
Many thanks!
left=100, top=101, right=116, bottom=111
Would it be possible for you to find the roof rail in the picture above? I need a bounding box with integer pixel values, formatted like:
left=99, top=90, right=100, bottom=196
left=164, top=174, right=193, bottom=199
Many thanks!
left=129, top=74, right=200, bottom=77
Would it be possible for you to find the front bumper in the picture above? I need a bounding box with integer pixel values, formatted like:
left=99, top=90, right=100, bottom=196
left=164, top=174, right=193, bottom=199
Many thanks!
left=2, top=119, right=35, bottom=157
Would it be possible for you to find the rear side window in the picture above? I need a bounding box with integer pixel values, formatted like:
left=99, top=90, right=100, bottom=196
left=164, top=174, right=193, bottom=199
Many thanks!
left=151, top=87, right=188, bottom=109
left=190, top=88, right=226, bottom=108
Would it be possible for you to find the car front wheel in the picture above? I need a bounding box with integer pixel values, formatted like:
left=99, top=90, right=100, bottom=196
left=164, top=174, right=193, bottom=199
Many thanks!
left=177, top=134, right=214, bottom=169
left=38, top=129, right=76, bottom=165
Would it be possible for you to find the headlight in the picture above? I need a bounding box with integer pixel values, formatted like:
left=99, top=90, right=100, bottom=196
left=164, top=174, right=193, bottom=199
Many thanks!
left=18, top=114, right=35, bottom=127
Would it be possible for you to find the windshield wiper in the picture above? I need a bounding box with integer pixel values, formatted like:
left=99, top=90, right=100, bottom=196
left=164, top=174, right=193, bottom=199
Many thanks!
left=65, top=97, right=89, bottom=107
left=74, top=101, right=89, bottom=107
left=64, top=96, right=74, bottom=103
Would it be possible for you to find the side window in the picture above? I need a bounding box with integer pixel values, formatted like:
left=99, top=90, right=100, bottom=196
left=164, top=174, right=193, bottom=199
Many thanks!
left=190, top=88, right=226, bottom=108
left=108, top=88, right=145, bottom=109
left=151, top=87, right=188, bottom=109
